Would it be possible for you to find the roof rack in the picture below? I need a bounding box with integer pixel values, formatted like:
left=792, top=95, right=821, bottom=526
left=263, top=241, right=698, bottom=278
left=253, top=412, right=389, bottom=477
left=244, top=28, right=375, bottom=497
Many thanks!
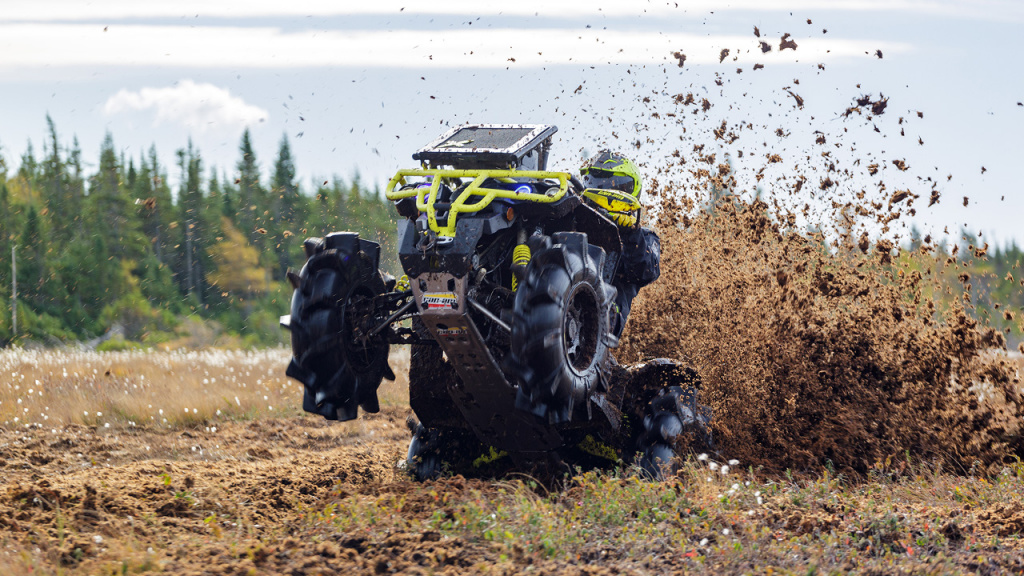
left=412, top=124, right=557, bottom=170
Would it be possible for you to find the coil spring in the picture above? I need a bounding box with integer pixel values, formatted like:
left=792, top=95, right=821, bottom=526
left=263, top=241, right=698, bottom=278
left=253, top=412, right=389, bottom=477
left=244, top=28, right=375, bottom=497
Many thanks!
left=510, top=244, right=532, bottom=292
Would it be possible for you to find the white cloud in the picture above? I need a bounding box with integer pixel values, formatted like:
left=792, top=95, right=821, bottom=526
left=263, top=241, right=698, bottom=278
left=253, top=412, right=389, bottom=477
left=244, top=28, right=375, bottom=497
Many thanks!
left=103, top=80, right=268, bottom=132
left=0, top=24, right=910, bottom=71
left=0, top=0, right=1020, bottom=22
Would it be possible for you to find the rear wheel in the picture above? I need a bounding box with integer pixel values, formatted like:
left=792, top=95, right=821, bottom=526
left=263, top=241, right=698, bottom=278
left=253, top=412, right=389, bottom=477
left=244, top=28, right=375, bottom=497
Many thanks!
left=406, top=423, right=485, bottom=481
left=285, top=233, right=390, bottom=421
left=510, top=232, right=615, bottom=423
left=408, top=319, right=464, bottom=429
left=637, top=385, right=713, bottom=479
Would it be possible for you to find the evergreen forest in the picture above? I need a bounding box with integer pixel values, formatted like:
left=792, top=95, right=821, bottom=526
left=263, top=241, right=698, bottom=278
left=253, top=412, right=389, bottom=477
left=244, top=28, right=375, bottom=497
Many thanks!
left=0, top=118, right=396, bottom=348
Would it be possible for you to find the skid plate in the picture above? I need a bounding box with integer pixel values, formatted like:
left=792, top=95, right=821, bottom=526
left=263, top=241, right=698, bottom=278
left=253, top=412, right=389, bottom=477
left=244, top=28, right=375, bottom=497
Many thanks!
left=412, top=273, right=562, bottom=452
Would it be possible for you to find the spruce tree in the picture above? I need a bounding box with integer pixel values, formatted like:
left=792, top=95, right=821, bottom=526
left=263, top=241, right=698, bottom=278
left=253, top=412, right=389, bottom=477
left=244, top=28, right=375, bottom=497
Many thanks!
left=178, top=141, right=207, bottom=302
left=236, top=129, right=262, bottom=243
left=271, top=134, right=302, bottom=278
left=20, top=205, right=44, bottom=304
left=41, top=116, right=70, bottom=241
left=67, top=137, right=85, bottom=236
left=18, top=141, right=38, bottom=184
left=89, top=133, right=144, bottom=262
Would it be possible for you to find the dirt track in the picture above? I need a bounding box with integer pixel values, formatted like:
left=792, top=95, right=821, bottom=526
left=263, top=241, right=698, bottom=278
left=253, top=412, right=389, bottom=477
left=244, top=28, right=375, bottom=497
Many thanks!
left=0, top=409, right=406, bottom=574
left=4, top=404, right=1024, bottom=575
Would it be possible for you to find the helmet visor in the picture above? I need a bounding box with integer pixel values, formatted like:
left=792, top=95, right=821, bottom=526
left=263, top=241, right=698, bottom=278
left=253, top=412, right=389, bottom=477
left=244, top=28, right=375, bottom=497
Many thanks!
left=581, top=168, right=636, bottom=195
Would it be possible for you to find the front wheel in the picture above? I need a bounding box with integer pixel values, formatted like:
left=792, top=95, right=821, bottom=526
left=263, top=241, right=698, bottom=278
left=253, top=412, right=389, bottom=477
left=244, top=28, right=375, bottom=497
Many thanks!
left=284, top=233, right=390, bottom=421
left=510, top=232, right=616, bottom=423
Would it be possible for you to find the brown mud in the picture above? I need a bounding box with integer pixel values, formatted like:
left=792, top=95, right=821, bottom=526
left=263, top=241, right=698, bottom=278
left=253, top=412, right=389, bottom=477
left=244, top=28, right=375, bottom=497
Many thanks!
left=3, top=407, right=1024, bottom=574
left=614, top=30, right=1024, bottom=476
left=0, top=410, right=641, bottom=574
left=619, top=199, right=1023, bottom=476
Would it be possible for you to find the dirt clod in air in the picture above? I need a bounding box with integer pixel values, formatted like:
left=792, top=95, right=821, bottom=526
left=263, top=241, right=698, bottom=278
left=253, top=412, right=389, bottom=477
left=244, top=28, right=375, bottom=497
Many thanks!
left=760, top=41, right=772, bottom=53
left=754, top=26, right=761, bottom=37
left=673, top=51, right=687, bottom=67
left=892, top=159, right=909, bottom=171
left=876, top=49, right=884, bottom=59
left=780, top=33, right=798, bottom=51
left=786, top=89, right=805, bottom=108
left=888, top=189, right=913, bottom=206
left=719, top=48, right=730, bottom=63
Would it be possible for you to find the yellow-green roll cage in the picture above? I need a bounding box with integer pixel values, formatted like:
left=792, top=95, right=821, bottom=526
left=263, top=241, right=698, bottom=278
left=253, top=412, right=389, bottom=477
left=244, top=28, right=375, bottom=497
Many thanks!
left=385, top=168, right=644, bottom=237
left=385, top=168, right=571, bottom=237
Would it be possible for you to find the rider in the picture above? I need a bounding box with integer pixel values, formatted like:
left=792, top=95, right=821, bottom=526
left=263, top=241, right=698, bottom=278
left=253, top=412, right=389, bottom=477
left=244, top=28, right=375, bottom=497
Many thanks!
left=579, top=150, right=661, bottom=339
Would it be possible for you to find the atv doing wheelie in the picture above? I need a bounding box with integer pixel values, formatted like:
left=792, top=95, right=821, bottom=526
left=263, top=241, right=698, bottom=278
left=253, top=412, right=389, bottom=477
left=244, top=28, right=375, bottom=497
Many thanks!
left=282, top=124, right=711, bottom=479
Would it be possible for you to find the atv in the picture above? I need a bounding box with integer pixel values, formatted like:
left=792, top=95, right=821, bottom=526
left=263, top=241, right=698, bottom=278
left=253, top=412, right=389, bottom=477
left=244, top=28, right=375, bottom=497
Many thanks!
left=282, top=124, right=711, bottom=479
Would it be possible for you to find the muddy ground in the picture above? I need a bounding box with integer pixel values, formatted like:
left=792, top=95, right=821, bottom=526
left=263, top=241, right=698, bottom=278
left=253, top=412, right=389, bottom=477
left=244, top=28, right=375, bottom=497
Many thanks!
left=3, top=404, right=1024, bottom=575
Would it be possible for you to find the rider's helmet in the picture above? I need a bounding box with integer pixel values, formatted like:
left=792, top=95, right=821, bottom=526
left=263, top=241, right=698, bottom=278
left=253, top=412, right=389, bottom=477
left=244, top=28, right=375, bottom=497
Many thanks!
left=580, top=150, right=642, bottom=199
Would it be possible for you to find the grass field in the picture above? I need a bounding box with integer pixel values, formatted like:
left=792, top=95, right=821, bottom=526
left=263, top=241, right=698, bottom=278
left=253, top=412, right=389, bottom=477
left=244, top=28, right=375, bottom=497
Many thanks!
left=0, top=347, right=410, bottom=428
left=1, top=349, right=1023, bottom=575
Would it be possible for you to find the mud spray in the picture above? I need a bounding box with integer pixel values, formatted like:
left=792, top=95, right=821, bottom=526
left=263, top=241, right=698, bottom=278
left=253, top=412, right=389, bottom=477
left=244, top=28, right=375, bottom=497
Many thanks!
left=609, top=56, right=1023, bottom=476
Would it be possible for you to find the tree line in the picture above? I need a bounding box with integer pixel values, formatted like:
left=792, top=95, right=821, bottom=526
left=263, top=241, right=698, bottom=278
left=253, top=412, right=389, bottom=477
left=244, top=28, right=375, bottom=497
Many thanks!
left=1, top=118, right=1020, bottom=350
left=0, top=117, right=396, bottom=347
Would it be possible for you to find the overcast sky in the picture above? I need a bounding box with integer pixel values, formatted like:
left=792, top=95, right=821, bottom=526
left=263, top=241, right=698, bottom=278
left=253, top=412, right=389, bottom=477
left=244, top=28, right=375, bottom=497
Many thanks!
left=1, top=0, right=1021, bottom=246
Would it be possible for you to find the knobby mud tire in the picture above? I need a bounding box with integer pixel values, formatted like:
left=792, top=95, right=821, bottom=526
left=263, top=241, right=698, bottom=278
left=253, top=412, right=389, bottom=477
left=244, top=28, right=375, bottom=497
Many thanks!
left=510, top=232, right=615, bottom=423
left=406, top=423, right=485, bottom=481
left=408, top=319, right=464, bottom=429
left=637, top=386, right=713, bottom=479
left=285, top=233, right=390, bottom=422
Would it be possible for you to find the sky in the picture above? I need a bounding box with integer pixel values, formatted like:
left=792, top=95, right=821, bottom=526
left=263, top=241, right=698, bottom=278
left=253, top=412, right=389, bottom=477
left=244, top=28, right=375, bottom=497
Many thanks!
left=1, top=0, right=1022, bottom=246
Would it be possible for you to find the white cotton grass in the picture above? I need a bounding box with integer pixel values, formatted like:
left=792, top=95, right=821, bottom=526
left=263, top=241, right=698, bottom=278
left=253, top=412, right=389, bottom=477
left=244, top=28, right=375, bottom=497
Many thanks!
left=0, top=347, right=416, bottom=429
left=697, top=454, right=740, bottom=476
left=693, top=454, right=769, bottom=515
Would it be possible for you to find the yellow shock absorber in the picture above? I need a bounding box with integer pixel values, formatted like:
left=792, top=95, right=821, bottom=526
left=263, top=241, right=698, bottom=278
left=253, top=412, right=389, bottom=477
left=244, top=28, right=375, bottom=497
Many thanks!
left=395, top=274, right=410, bottom=292
left=510, top=243, right=532, bottom=292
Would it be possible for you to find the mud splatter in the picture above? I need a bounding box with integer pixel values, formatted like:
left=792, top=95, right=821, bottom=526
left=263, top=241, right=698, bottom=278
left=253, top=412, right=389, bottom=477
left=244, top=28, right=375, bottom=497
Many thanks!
left=786, top=89, right=805, bottom=108
left=621, top=201, right=1023, bottom=475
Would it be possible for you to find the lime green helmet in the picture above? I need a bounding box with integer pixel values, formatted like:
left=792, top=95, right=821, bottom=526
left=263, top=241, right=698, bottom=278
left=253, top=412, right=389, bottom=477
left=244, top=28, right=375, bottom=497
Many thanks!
left=580, top=150, right=642, bottom=198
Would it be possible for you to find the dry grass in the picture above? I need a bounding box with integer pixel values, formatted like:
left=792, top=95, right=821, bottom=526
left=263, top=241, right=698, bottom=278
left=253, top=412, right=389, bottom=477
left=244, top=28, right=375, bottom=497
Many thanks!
left=0, top=347, right=410, bottom=430
left=302, top=455, right=1024, bottom=573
